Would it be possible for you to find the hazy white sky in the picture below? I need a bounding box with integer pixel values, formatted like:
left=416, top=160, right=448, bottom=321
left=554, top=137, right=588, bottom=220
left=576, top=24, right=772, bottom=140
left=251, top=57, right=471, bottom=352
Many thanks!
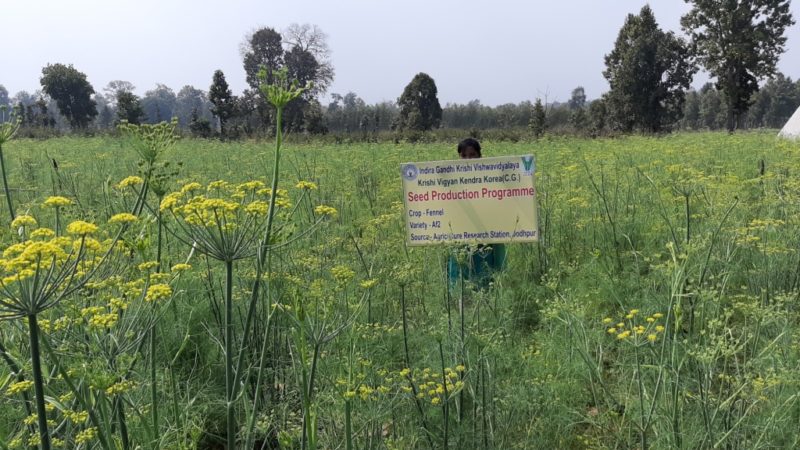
left=4, top=0, right=799, bottom=106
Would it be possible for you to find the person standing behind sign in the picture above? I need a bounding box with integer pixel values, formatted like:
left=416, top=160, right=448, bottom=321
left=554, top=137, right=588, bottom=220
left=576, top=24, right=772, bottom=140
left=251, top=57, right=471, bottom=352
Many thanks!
left=447, top=138, right=507, bottom=290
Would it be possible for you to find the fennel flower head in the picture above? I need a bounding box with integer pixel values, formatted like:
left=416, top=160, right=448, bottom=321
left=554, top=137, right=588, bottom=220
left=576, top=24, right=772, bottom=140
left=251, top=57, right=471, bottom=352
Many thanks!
left=0, top=229, right=112, bottom=319
left=159, top=180, right=283, bottom=261
left=43, top=196, right=73, bottom=208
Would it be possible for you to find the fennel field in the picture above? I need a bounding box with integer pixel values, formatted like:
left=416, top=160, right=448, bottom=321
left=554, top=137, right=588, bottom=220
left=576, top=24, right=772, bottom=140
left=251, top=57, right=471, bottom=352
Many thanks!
left=2, top=131, right=800, bottom=449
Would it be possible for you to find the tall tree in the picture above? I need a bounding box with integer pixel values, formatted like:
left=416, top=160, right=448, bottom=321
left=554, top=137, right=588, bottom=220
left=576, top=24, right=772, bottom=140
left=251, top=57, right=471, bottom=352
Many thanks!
left=0, top=85, right=8, bottom=123
left=11, top=91, right=36, bottom=108
left=397, top=73, right=442, bottom=131
left=570, top=108, right=588, bottom=132
left=283, top=46, right=322, bottom=132
left=141, top=84, right=176, bottom=123
left=92, top=93, right=114, bottom=129
left=240, top=28, right=284, bottom=134
left=699, top=83, right=725, bottom=129
left=681, top=90, right=702, bottom=129
left=284, top=23, right=334, bottom=95
left=189, top=107, right=212, bottom=138
left=209, top=70, right=237, bottom=136
left=589, top=97, right=608, bottom=136
left=284, top=23, right=331, bottom=59
left=116, top=91, right=146, bottom=125
left=239, top=25, right=334, bottom=134
left=682, top=0, right=795, bottom=131
left=747, top=73, right=800, bottom=128
left=568, top=87, right=587, bottom=110
left=97, top=104, right=114, bottom=129
left=40, top=63, right=98, bottom=129
left=103, top=80, right=136, bottom=107
left=604, top=5, right=695, bottom=132
left=303, top=99, right=328, bottom=134
left=763, top=73, right=799, bottom=127
left=284, top=46, right=321, bottom=93
left=0, top=85, right=8, bottom=109
left=175, top=85, right=213, bottom=129
left=529, top=99, right=547, bottom=138
left=325, top=92, right=368, bottom=132
left=242, top=28, right=284, bottom=89
left=32, top=97, right=55, bottom=128
left=45, top=96, right=69, bottom=130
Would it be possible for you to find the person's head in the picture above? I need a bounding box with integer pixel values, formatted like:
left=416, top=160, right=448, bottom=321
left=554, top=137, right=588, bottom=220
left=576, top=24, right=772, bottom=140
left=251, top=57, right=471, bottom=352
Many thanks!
left=457, top=138, right=481, bottom=159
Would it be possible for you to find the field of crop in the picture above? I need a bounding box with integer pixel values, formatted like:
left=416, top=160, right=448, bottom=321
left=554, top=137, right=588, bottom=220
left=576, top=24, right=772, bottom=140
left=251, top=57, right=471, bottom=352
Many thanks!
left=2, top=130, right=800, bottom=449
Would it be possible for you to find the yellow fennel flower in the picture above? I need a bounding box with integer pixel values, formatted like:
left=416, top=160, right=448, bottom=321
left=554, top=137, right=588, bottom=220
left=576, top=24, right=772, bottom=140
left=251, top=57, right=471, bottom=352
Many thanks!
left=245, top=200, right=269, bottom=216
left=30, top=228, right=55, bottom=239
left=160, top=192, right=182, bottom=211
left=145, top=283, right=172, bottom=302
left=180, top=182, right=202, bottom=193
left=75, top=427, right=98, bottom=444
left=315, top=205, right=338, bottom=218
left=66, top=220, right=98, bottom=236
left=359, top=279, right=378, bottom=289
left=43, top=196, right=72, bottom=207
left=108, top=213, right=138, bottom=224
left=118, top=176, right=144, bottom=188
left=11, top=215, right=36, bottom=229
left=171, top=263, right=192, bottom=272
left=137, top=261, right=158, bottom=271
left=295, top=180, right=318, bottom=190
left=6, top=380, right=34, bottom=395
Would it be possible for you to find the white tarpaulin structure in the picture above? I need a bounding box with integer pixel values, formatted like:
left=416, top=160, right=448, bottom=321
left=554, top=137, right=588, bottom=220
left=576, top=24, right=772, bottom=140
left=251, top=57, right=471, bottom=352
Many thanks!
left=779, top=107, right=800, bottom=139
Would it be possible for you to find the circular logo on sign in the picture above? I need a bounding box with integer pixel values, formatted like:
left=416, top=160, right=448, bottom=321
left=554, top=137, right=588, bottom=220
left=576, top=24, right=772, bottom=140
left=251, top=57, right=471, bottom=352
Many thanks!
left=402, top=164, right=419, bottom=181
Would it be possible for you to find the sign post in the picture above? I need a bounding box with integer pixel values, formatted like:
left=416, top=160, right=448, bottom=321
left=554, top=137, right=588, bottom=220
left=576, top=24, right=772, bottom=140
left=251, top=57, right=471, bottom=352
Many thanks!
left=401, top=155, right=538, bottom=246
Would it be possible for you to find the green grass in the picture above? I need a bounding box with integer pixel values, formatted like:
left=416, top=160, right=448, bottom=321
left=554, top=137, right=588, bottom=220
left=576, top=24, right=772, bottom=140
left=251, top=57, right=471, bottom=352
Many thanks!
left=1, top=131, right=800, bottom=449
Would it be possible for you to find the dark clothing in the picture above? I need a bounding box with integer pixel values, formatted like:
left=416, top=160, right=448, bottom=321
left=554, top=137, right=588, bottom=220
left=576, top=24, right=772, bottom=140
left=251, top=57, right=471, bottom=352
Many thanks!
left=447, top=244, right=507, bottom=290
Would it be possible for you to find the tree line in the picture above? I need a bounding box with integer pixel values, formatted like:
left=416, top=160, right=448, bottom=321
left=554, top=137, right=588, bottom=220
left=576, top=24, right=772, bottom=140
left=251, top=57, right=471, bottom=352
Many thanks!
left=0, top=1, right=796, bottom=139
